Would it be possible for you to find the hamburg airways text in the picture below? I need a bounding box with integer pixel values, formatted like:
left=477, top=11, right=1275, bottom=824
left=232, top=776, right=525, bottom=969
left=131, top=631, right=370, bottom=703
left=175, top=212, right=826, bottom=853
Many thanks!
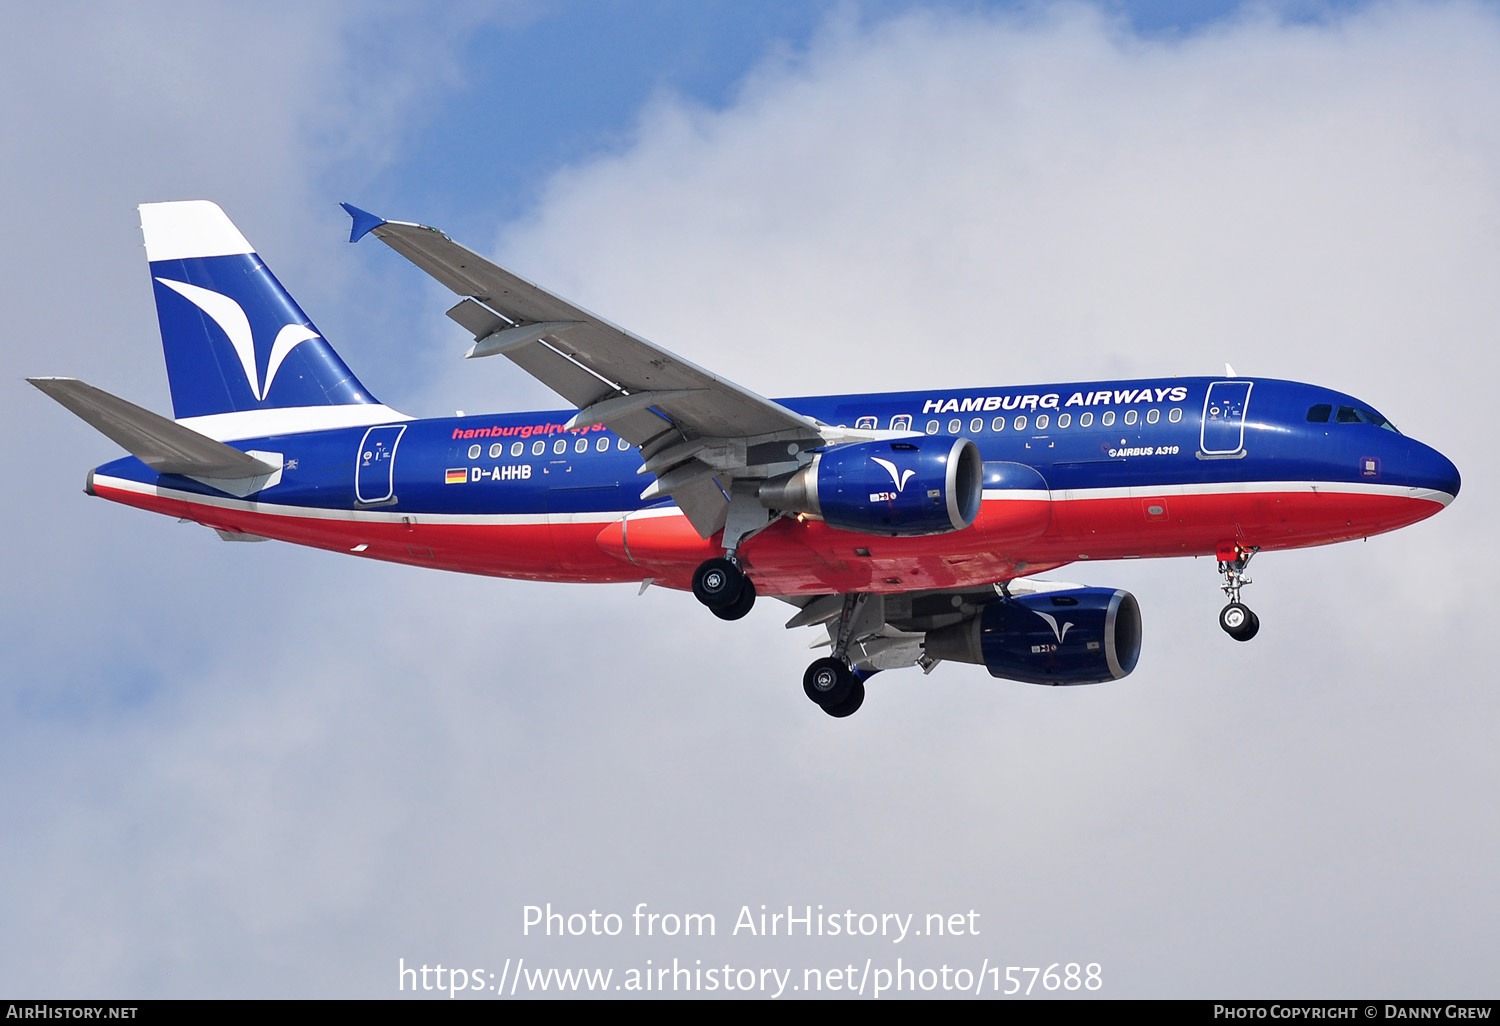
left=921, top=387, right=1189, bottom=414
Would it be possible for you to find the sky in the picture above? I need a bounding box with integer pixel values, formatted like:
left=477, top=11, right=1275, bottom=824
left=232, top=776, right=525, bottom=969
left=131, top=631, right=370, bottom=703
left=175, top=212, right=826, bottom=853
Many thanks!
left=1, top=0, right=1496, bottom=1000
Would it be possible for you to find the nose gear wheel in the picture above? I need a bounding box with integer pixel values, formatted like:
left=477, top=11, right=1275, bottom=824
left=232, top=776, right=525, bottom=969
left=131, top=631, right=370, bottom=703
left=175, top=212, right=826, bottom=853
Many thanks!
left=1219, top=601, right=1260, bottom=642
left=1216, top=544, right=1261, bottom=641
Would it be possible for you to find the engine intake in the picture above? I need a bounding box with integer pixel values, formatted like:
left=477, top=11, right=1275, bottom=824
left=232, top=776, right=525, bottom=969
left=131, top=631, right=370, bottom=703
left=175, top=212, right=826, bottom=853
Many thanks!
left=925, top=587, right=1142, bottom=685
left=759, top=436, right=982, bottom=536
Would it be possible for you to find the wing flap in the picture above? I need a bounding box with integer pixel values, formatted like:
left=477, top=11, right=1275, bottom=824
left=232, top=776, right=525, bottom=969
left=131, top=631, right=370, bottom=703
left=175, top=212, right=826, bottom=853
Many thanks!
left=446, top=297, right=507, bottom=337
left=503, top=340, right=622, bottom=414
left=662, top=473, right=730, bottom=538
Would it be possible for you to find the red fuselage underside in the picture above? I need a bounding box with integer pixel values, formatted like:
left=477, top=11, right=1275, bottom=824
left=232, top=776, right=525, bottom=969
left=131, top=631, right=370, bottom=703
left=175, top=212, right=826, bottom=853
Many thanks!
left=94, top=479, right=1442, bottom=596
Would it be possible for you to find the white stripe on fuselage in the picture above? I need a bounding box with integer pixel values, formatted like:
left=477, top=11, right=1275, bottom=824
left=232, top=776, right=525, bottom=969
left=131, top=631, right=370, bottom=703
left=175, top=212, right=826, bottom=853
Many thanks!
left=92, top=474, right=1455, bottom=529
left=1041, top=479, right=1457, bottom=507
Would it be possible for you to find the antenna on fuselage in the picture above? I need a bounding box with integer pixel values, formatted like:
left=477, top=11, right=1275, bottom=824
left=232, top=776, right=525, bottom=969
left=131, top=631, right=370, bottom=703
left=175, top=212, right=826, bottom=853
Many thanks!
left=1225, top=363, right=1237, bottom=377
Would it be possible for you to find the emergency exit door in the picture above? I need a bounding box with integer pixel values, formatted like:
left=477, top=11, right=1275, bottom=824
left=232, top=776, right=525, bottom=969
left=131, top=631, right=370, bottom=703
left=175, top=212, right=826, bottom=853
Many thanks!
left=355, top=424, right=406, bottom=504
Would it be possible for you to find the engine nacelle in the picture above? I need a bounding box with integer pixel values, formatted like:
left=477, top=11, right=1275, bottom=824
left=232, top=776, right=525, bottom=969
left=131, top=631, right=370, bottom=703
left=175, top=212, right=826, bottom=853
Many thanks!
left=759, top=436, right=983, bottom=536
left=925, top=588, right=1142, bottom=685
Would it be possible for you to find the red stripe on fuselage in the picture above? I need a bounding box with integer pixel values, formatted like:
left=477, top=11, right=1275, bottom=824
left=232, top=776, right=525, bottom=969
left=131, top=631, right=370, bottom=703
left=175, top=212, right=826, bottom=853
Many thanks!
left=92, top=479, right=1445, bottom=596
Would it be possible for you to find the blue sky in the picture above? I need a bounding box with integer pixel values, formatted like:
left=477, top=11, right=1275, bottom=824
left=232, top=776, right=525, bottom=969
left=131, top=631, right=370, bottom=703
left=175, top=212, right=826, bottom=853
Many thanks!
left=348, top=0, right=1338, bottom=224
left=2, top=0, right=1496, bottom=1000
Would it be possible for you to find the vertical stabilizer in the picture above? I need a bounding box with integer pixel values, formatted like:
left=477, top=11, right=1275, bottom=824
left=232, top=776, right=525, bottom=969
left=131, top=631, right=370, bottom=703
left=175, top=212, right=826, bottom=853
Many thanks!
left=141, top=201, right=384, bottom=426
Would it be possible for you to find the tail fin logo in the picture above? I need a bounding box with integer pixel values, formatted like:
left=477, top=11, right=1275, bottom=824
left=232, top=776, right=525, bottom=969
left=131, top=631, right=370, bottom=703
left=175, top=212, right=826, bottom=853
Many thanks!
left=155, top=277, right=320, bottom=402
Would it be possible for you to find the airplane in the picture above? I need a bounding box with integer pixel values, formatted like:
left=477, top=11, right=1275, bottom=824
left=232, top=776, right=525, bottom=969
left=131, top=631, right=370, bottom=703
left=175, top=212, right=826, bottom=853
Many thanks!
left=30, top=201, right=1461, bottom=717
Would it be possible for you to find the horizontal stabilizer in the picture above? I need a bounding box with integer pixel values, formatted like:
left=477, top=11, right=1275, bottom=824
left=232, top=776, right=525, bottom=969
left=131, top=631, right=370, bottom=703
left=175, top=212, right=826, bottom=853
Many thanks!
left=28, top=377, right=278, bottom=479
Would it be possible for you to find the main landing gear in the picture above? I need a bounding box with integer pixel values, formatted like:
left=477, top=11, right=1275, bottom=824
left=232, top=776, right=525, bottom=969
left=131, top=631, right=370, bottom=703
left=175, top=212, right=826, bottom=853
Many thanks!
left=800, top=593, right=879, bottom=718
left=803, top=658, right=866, bottom=718
left=693, top=562, right=868, bottom=717
left=690, top=495, right=771, bottom=622
left=692, top=557, right=756, bottom=620
left=1216, top=542, right=1261, bottom=642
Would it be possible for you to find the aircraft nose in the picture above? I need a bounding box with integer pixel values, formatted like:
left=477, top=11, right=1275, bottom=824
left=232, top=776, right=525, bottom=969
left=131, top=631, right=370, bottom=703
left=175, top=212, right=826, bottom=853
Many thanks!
left=1408, top=442, right=1461, bottom=503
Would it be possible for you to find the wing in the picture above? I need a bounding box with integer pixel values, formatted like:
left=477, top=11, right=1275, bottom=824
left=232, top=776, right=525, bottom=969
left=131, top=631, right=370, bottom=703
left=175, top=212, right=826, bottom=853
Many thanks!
left=783, top=578, right=1093, bottom=677
left=342, top=204, right=836, bottom=538
left=783, top=589, right=986, bottom=677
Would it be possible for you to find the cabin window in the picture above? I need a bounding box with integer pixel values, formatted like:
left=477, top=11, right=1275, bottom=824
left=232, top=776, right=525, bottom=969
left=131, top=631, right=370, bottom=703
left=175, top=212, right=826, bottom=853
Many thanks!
left=1035, top=414, right=1050, bottom=430
left=926, top=420, right=939, bottom=434
left=1057, top=413, right=1071, bottom=429
left=1102, top=411, right=1116, bottom=426
left=1014, top=415, right=1028, bottom=431
left=1124, top=410, right=1139, bottom=426
left=575, top=438, right=588, bottom=453
left=1146, top=409, right=1160, bottom=424
left=891, top=415, right=912, bottom=431
left=618, top=437, right=631, bottom=451
left=511, top=441, right=524, bottom=457
left=467, top=444, right=481, bottom=459
left=970, top=418, right=984, bottom=433
left=1169, top=408, right=1182, bottom=423
left=596, top=437, right=610, bottom=452
left=855, top=416, right=877, bottom=430
left=1079, top=412, right=1093, bottom=427
left=489, top=443, right=503, bottom=458
left=948, top=419, right=962, bottom=434
left=553, top=439, right=567, bottom=454
left=532, top=440, right=546, bottom=456
left=991, top=417, right=1005, bottom=431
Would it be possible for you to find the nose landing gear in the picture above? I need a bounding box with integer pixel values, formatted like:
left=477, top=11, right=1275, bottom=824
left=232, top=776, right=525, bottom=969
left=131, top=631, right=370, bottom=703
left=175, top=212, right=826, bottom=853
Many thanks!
left=1216, top=542, right=1261, bottom=642
left=1219, top=601, right=1259, bottom=641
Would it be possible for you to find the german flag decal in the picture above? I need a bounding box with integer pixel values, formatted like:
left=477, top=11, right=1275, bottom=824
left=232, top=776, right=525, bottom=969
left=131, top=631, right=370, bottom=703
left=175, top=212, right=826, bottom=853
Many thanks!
left=444, top=468, right=468, bottom=485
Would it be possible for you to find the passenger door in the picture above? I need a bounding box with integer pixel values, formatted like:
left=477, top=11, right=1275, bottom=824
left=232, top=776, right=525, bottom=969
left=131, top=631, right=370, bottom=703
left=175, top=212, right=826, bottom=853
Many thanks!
left=1200, top=381, right=1252, bottom=457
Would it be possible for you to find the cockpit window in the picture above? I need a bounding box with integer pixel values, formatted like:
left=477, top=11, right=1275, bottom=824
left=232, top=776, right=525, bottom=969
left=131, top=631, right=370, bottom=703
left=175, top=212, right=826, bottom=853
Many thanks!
left=1307, top=404, right=1331, bottom=423
left=1335, top=404, right=1399, bottom=432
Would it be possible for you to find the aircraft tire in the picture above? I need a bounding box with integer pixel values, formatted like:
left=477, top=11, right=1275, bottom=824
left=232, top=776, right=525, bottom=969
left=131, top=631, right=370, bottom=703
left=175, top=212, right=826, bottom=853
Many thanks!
left=692, top=557, right=744, bottom=609
left=803, top=657, right=853, bottom=707
left=1239, top=610, right=1261, bottom=642
left=822, top=679, right=866, bottom=718
left=712, top=577, right=757, bottom=620
left=1220, top=602, right=1258, bottom=642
